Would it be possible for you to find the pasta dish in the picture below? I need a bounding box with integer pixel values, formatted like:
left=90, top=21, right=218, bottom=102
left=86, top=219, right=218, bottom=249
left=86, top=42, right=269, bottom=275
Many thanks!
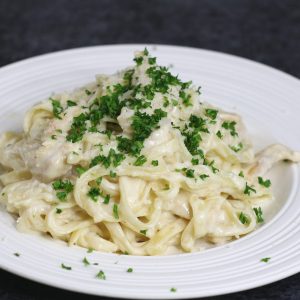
left=1, top=49, right=299, bottom=255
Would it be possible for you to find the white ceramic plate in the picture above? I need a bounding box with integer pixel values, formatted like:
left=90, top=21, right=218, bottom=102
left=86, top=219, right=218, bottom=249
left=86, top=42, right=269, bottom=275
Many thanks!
left=0, top=44, right=300, bottom=299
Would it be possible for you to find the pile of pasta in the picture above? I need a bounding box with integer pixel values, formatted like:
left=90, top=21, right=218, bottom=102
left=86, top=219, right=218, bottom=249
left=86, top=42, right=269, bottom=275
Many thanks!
left=1, top=49, right=299, bottom=255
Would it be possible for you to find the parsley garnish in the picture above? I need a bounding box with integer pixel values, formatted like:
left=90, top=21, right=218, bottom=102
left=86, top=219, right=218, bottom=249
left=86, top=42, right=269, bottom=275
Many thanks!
left=67, top=100, right=77, bottom=107
left=230, top=142, right=243, bottom=153
left=90, top=149, right=125, bottom=168
left=170, top=287, right=177, bottom=292
left=151, top=160, right=159, bottom=166
left=185, top=169, right=195, bottom=178
left=244, top=183, right=256, bottom=195
left=83, top=257, right=90, bottom=266
left=199, top=174, right=209, bottom=180
left=110, top=170, right=117, bottom=178
left=75, top=166, right=87, bottom=176
left=87, top=187, right=101, bottom=202
left=61, top=263, right=72, bottom=270
left=85, top=89, right=92, bottom=95
left=134, top=155, right=147, bottom=166
left=52, top=179, right=74, bottom=201
left=127, top=268, right=133, bottom=273
left=148, top=57, right=156, bottom=65
left=134, top=56, right=143, bottom=66
left=14, top=253, right=20, bottom=257
left=191, top=158, right=199, bottom=165
left=51, top=99, right=63, bottom=119
left=66, top=113, right=88, bottom=143
left=238, top=171, right=244, bottom=177
left=216, top=130, right=223, bottom=139
left=113, top=204, right=119, bottom=219
left=222, top=121, right=238, bottom=137
left=239, top=212, right=249, bottom=224
left=96, top=270, right=106, bottom=280
left=56, top=208, right=62, bottom=214
left=205, top=109, right=218, bottom=120
left=253, top=207, right=264, bottom=223
left=87, top=248, right=94, bottom=253
left=258, top=177, right=271, bottom=188
left=140, top=229, right=147, bottom=235
left=261, top=257, right=271, bottom=263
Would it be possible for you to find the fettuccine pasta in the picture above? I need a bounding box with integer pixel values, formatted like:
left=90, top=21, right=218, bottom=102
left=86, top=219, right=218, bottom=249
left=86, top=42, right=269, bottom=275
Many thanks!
left=1, top=49, right=299, bottom=255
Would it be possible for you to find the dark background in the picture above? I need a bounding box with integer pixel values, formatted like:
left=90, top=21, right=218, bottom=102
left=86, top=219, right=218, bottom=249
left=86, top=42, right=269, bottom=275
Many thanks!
left=0, top=0, right=300, bottom=299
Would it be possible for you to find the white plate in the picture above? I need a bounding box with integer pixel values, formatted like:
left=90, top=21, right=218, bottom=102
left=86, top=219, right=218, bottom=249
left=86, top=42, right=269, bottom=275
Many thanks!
left=0, top=44, right=300, bottom=299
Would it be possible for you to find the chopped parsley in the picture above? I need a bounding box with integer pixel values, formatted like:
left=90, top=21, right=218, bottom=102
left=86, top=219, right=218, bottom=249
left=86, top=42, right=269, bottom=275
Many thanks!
left=96, top=270, right=106, bottom=280
left=127, top=268, right=133, bottom=273
left=113, top=204, right=119, bottom=219
left=222, top=121, right=238, bottom=137
left=179, top=90, right=192, bottom=107
left=83, top=257, right=90, bottom=266
left=258, top=177, right=271, bottom=188
left=253, top=207, right=264, bottom=223
left=261, top=257, right=271, bottom=263
left=90, top=149, right=125, bottom=168
left=87, top=248, right=94, bottom=253
left=75, top=166, right=87, bottom=176
left=110, top=170, right=117, bottom=178
left=148, top=57, right=156, bottom=65
left=205, top=108, right=218, bottom=120
left=85, top=89, right=92, bottom=95
left=67, top=100, right=77, bottom=107
left=52, top=179, right=74, bottom=201
left=239, top=212, right=249, bottom=224
left=61, top=263, right=72, bottom=270
left=244, top=183, right=256, bottom=195
left=170, top=287, right=177, bottom=292
left=134, top=56, right=143, bottom=66
left=230, top=142, right=243, bottom=153
left=51, top=99, right=63, bottom=119
left=151, top=160, right=159, bottom=166
left=140, top=229, right=147, bottom=235
left=163, top=184, right=170, bottom=190
left=51, top=135, right=57, bottom=140
left=14, top=253, right=20, bottom=257
left=238, top=171, right=244, bottom=177
left=185, top=169, right=195, bottom=178
left=216, top=130, right=223, bottom=139
left=87, top=187, right=101, bottom=202
left=134, top=155, right=147, bottom=166
left=56, top=208, right=62, bottom=214
left=199, top=174, right=209, bottom=180
left=191, top=158, right=199, bottom=165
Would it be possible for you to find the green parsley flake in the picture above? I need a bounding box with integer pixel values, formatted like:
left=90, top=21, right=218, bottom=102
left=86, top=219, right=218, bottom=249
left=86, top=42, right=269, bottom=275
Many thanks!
left=14, top=253, right=20, bottom=257
left=205, top=108, right=218, bottom=120
left=51, top=99, right=63, bottom=119
left=258, top=177, right=271, bottom=188
left=96, top=270, right=106, bottom=280
left=134, top=155, right=147, bottom=166
left=110, top=170, right=117, bottom=178
left=75, top=166, right=87, bottom=176
left=113, top=204, right=119, bottom=219
left=87, top=187, right=101, bottom=202
left=148, top=57, right=156, bottom=65
left=185, top=169, right=195, bottom=178
left=261, top=257, right=271, bottom=263
left=87, top=248, right=94, bottom=253
left=239, top=212, right=249, bottom=224
left=151, top=160, right=159, bottom=166
left=170, top=287, right=177, bottom=292
left=230, top=142, right=243, bottom=153
left=238, top=171, right=244, bottom=177
left=56, top=208, right=62, bottom=214
left=199, top=174, right=209, bottom=180
left=244, top=183, right=256, bottom=196
left=61, top=263, right=72, bottom=270
left=222, top=121, right=238, bottom=137
left=127, top=267, right=133, bottom=273
left=140, top=229, right=147, bottom=235
left=191, top=158, right=199, bottom=165
left=85, top=89, right=92, bottom=95
left=253, top=207, right=264, bottom=223
left=67, top=100, right=77, bottom=107
left=83, top=257, right=90, bottom=266
left=216, top=130, right=223, bottom=139
left=134, top=56, right=143, bottom=66
left=179, top=90, right=192, bottom=107
left=90, top=149, right=125, bottom=168
left=52, top=180, right=74, bottom=201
